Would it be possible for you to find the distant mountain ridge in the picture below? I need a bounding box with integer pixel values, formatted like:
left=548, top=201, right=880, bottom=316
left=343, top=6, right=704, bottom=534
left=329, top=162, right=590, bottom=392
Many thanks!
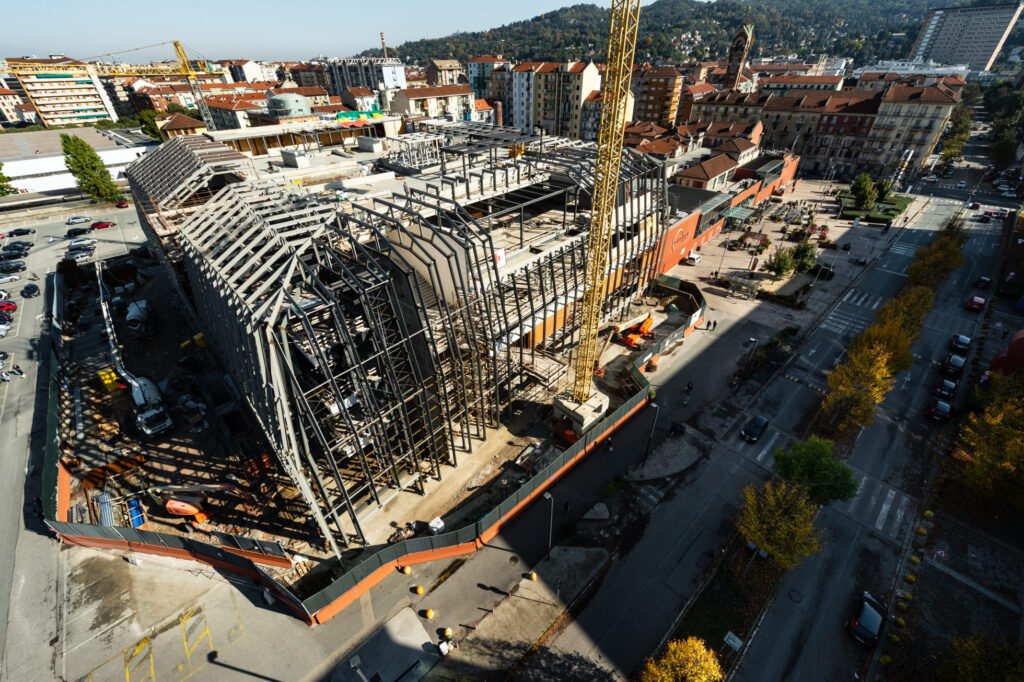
left=357, top=0, right=954, bottom=67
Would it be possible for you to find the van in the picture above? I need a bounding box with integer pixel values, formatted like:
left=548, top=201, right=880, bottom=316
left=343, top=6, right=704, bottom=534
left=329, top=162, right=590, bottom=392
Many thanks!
left=685, top=253, right=702, bottom=265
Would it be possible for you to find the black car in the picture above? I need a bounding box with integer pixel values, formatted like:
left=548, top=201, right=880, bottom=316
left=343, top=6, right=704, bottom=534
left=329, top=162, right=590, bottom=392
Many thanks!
left=980, top=215, right=992, bottom=223
left=810, top=263, right=836, bottom=281
left=943, top=353, right=966, bottom=377
left=8, top=228, right=35, bottom=236
left=740, top=415, right=769, bottom=442
left=951, top=334, right=971, bottom=352
left=20, top=284, right=39, bottom=298
left=848, top=592, right=886, bottom=644
left=65, top=227, right=91, bottom=238
left=929, top=399, right=952, bottom=422
left=975, top=276, right=992, bottom=289
left=935, top=379, right=958, bottom=400
left=2, top=243, right=29, bottom=252
left=0, top=252, right=27, bottom=261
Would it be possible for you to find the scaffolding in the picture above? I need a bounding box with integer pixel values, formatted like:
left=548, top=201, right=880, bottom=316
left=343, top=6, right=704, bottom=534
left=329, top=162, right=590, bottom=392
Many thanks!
left=125, top=124, right=667, bottom=555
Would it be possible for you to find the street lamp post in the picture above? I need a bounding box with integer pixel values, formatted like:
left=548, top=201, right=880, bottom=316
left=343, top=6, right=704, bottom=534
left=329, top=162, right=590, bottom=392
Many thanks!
left=642, top=402, right=661, bottom=465
left=740, top=541, right=769, bottom=581
left=744, top=338, right=758, bottom=371
left=542, top=491, right=554, bottom=557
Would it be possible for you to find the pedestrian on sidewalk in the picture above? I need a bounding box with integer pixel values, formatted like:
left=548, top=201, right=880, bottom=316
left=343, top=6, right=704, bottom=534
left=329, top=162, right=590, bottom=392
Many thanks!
left=713, top=320, right=718, bottom=330
left=607, top=438, right=613, bottom=453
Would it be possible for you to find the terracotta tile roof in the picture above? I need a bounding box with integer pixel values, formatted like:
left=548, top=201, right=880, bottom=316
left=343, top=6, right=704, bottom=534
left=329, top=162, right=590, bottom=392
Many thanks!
left=713, top=137, right=757, bottom=154
left=0, top=88, right=19, bottom=96
left=468, top=55, right=508, bottom=63
left=429, top=59, right=462, bottom=70
left=762, top=91, right=881, bottom=114
left=679, top=153, right=738, bottom=180
left=567, top=62, right=589, bottom=73
left=881, top=84, right=959, bottom=104
left=683, top=83, right=717, bottom=97
left=218, top=59, right=250, bottom=66
left=763, top=75, right=843, bottom=85
left=345, top=86, right=374, bottom=97
left=269, top=86, right=328, bottom=97
left=754, top=63, right=811, bottom=72
left=584, top=90, right=604, bottom=103
left=15, top=103, right=35, bottom=112
left=474, top=98, right=492, bottom=111
left=644, top=66, right=682, bottom=78
left=312, top=104, right=353, bottom=114
left=205, top=95, right=264, bottom=111
left=289, top=63, right=325, bottom=71
left=512, top=62, right=549, bottom=72
left=858, top=72, right=903, bottom=82
left=638, top=138, right=682, bottom=156
left=399, top=84, right=473, bottom=99
left=160, top=113, right=205, bottom=131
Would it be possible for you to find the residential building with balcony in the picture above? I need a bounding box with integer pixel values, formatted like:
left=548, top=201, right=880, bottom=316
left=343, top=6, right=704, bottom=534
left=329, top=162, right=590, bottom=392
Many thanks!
left=205, top=95, right=266, bottom=130
left=534, top=62, right=601, bottom=138
left=467, top=56, right=509, bottom=100
left=389, top=85, right=474, bottom=119
left=631, top=65, right=685, bottom=127
left=325, top=57, right=406, bottom=96
left=760, top=75, right=844, bottom=94
left=580, top=89, right=635, bottom=141
left=676, top=82, right=718, bottom=124
left=6, top=56, right=119, bottom=126
left=426, top=59, right=465, bottom=86
left=340, top=87, right=377, bottom=112
left=0, top=88, right=21, bottom=123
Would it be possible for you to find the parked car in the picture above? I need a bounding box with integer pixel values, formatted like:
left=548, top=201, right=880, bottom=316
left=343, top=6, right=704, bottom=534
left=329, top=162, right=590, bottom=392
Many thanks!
left=929, top=399, right=952, bottom=422
left=8, top=228, right=35, bottom=236
left=91, top=221, right=113, bottom=230
left=848, top=592, right=886, bottom=645
left=0, top=275, right=21, bottom=285
left=935, top=379, right=958, bottom=400
left=0, top=253, right=27, bottom=262
left=69, top=237, right=97, bottom=249
left=116, top=200, right=129, bottom=208
left=64, top=252, right=92, bottom=263
left=65, top=216, right=90, bottom=225
left=0, top=290, right=7, bottom=300
left=0, top=262, right=26, bottom=273
left=943, top=353, right=967, bottom=377
left=2, top=243, right=28, bottom=252
left=65, top=227, right=91, bottom=238
left=966, top=296, right=986, bottom=311
left=685, top=253, right=702, bottom=265
left=979, top=215, right=992, bottom=223
left=970, top=202, right=981, bottom=209
left=923, top=175, right=939, bottom=183
left=810, top=262, right=836, bottom=280
left=974, top=276, right=992, bottom=289
left=1002, top=191, right=1017, bottom=199
left=951, top=334, right=972, bottom=352
left=740, top=415, right=769, bottom=442
left=20, top=283, right=39, bottom=298
left=0, top=301, right=18, bottom=312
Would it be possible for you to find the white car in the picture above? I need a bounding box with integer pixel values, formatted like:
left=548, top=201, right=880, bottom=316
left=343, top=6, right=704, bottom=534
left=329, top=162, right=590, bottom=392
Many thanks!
left=69, top=237, right=97, bottom=248
left=66, top=252, right=91, bottom=263
left=65, top=216, right=91, bottom=225
left=0, top=275, right=20, bottom=285
left=0, top=290, right=7, bottom=300
left=923, top=175, right=939, bottom=183
left=956, top=180, right=966, bottom=189
left=0, top=322, right=11, bottom=337
left=685, top=253, right=702, bottom=265
left=1002, top=191, right=1018, bottom=198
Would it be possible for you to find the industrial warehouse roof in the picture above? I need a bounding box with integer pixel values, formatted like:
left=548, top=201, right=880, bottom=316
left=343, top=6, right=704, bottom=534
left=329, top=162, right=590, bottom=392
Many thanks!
left=0, top=127, right=154, bottom=160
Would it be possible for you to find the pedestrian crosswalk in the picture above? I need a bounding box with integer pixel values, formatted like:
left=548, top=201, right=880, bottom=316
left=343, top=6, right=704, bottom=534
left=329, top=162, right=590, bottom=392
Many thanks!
left=841, top=289, right=886, bottom=310
left=888, top=241, right=920, bottom=257
left=836, top=472, right=915, bottom=541
left=820, top=307, right=875, bottom=337
left=634, top=479, right=673, bottom=513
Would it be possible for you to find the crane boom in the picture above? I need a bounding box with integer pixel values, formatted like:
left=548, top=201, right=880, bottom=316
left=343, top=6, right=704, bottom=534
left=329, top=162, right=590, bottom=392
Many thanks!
left=571, top=0, right=643, bottom=404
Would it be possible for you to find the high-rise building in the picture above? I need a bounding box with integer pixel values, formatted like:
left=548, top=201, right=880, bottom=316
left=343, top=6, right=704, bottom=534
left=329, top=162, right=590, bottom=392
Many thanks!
left=325, top=57, right=406, bottom=96
left=909, top=3, right=1024, bottom=71
left=6, top=56, right=119, bottom=126
left=467, top=56, right=509, bottom=100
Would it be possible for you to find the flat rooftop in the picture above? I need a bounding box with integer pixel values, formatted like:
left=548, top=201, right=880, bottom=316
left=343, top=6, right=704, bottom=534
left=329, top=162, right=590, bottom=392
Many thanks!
left=0, top=127, right=154, bottom=160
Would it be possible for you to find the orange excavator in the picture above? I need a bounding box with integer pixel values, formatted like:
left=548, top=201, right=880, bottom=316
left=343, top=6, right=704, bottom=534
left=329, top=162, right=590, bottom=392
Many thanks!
left=594, top=313, right=657, bottom=377
left=147, top=484, right=254, bottom=516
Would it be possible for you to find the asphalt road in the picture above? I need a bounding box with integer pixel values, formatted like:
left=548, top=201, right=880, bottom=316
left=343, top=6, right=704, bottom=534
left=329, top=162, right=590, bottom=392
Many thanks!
left=733, top=145, right=1005, bottom=678
left=0, top=203, right=146, bottom=678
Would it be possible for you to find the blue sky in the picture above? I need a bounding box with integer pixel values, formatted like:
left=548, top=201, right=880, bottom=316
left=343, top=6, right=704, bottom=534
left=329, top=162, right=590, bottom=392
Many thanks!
left=5, top=0, right=657, bottom=62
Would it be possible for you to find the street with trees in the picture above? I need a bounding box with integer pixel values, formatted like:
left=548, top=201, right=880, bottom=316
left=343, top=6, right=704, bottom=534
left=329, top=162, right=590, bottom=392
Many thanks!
left=956, top=373, right=1024, bottom=509
left=773, top=437, right=857, bottom=506
left=640, top=637, right=724, bottom=682
left=738, top=480, right=821, bottom=569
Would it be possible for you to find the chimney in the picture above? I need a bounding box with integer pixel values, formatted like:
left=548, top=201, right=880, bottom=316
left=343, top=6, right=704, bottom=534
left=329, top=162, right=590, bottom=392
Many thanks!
left=495, top=101, right=503, bottom=127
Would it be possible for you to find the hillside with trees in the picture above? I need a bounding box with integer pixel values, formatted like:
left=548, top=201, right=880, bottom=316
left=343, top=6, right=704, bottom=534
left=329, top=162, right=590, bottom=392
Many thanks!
left=356, top=0, right=956, bottom=66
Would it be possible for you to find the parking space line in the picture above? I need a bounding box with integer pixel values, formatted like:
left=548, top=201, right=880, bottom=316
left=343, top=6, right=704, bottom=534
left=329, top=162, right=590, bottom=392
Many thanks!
left=845, top=473, right=867, bottom=514
left=874, top=488, right=896, bottom=530
left=754, top=431, right=780, bottom=462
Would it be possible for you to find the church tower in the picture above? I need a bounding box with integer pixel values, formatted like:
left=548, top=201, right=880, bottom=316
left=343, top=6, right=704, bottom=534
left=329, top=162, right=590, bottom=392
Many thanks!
left=725, top=24, right=754, bottom=91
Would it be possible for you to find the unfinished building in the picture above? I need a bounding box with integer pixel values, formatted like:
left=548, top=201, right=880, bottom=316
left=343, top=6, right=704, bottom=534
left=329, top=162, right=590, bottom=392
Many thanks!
left=125, top=125, right=665, bottom=557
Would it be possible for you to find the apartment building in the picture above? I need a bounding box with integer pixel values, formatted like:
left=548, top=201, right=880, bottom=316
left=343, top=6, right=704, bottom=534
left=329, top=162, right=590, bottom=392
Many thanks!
left=857, top=84, right=959, bottom=173
left=761, top=75, right=844, bottom=94
left=340, top=87, right=377, bottom=111
left=580, top=89, right=635, bottom=141
left=218, top=59, right=278, bottom=83
left=0, top=88, right=21, bottom=123
left=426, top=59, right=465, bottom=86
left=486, top=64, right=512, bottom=121
left=510, top=62, right=545, bottom=129
left=289, top=64, right=331, bottom=91
left=132, top=84, right=197, bottom=112
left=532, top=62, right=601, bottom=138
left=325, top=57, right=406, bottom=98
left=632, top=65, right=685, bottom=127
left=267, top=86, right=330, bottom=107
left=205, top=95, right=266, bottom=129
left=910, top=3, right=1024, bottom=71
left=467, top=55, right=509, bottom=100
left=676, top=83, right=718, bottom=125
left=389, top=85, right=474, bottom=119
left=6, top=56, right=119, bottom=126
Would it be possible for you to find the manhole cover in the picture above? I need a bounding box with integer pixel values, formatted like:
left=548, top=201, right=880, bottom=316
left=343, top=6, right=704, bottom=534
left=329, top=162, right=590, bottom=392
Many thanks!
left=789, top=590, right=802, bottom=603
left=508, top=556, right=519, bottom=565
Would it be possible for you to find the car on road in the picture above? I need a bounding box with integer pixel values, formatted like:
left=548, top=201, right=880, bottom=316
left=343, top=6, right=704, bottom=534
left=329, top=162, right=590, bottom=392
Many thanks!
left=0, top=275, right=21, bottom=285
left=979, top=215, right=992, bottom=223
left=848, top=592, right=886, bottom=644
left=970, top=202, right=981, bottom=209
left=957, top=180, right=967, bottom=189
left=935, top=379, right=958, bottom=400
left=810, top=262, right=836, bottom=280
left=923, top=175, right=939, bottom=183
left=966, top=296, right=986, bottom=311
left=684, top=253, right=702, bottom=265
left=91, top=221, right=113, bottom=230
left=929, top=399, right=952, bottom=422
left=20, top=283, right=39, bottom=298
left=65, top=216, right=90, bottom=225
left=740, top=415, right=769, bottom=442
left=116, top=200, right=129, bottom=208
left=1001, top=191, right=1018, bottom=199
left=65, top=227, right=91, bottom=238
left=951, top=334, right=972, bottom=352
left=8, top=228, right=35, bottom=236
left=69, top=237, right=97, bottom=249
left=943, top=353, right=967, bottom=377
left=0, top=301, right=18, bottom=312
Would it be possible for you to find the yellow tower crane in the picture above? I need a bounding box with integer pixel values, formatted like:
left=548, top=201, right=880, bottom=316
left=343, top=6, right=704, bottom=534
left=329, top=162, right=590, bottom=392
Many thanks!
left=555, top=0, right=643, bottom=439
left=4, top=41, right=223, bottom=131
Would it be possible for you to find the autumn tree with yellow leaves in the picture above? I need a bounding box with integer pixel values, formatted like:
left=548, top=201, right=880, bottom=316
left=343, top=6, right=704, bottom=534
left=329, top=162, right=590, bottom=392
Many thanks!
left=957, top=373, right=1024, bottom=509
left=823, top=345, right=895, bottom=430
left=640, top=637, right=724, bottom=682
left=738, top=480, right=821, bottom=569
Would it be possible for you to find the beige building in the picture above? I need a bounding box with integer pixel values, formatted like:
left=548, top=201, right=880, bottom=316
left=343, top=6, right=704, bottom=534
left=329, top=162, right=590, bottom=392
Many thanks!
left=0, top=88, right=21, bottom=123
left=390, top=85, right=474, bottom=119
left=858, top=84, right=958, bottom=173
left=631, top=65, right=685, bottom=128
left=426, top=60, right=465, bottom=86
left=580, top=89, right=634, bottom=141
left=533, top=62, right=601, bottom=138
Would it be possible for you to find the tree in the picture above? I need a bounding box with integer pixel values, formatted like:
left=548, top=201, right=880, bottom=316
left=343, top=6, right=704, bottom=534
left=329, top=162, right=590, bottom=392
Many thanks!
left=823, top=345, right=894, bottom=429
left=60, top=133, right=123, bottom=204
left=851, top=173, right=877, bottom=210
left=764, top=246, right=795, bottom=279
left=956, top=373, right=1024, bottom=509
left=640, top=637, right=724, bottom=682
left=792, top=241, right=817, bottom=273
left=990, top=126, right=1017, bottom=169
left=773, top=437, right=857, bottom=507
left=137, top=110, right=161, bottom=140
left=936, top=632, right=1024, bottom=682
left=874, top=178, right=893, bottom=203
left=0, top=162, right=15, bottom=197
left=738, top=480, right=821, bottom=569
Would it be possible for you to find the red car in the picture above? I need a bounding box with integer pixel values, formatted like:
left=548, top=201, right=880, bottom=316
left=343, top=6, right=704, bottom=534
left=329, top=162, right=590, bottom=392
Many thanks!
left=0, top=301, right=17, bottom=312
left=970, top=202, right=981, bottom=209
left=91, top=221, right=113, bottom=229
left=116, top=201, right=129, bottom=208
left=966, top=296, right=986, bottom=311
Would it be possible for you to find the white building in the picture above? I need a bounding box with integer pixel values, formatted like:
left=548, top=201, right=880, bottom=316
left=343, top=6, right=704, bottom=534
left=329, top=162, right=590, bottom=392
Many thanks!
left=5, top=56, right=120, bottom=126
left=0, top=88, right=21, bottom=123
left=910, top=3, right=1024, bottom=72
left=219, top=60, right=278, bottom=84
left=325, top=57, right=406, bottom=96
left=0, top=127, right=156, bottom=194
left=853, top=59, right=970, bottom=80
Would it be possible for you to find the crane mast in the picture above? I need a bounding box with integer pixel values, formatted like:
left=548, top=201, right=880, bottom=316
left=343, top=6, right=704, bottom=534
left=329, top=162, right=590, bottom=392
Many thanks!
left=571, top=0, right=643, bottom=404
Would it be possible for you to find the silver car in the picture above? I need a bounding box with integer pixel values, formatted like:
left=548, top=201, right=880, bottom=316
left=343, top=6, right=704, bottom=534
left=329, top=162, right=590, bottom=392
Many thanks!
left=65, top=216, right=91, bottom=225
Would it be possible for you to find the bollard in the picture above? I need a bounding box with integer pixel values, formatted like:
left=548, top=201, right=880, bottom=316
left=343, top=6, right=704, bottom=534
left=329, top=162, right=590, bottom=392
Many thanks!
left=415, top=585, right=424, bottom=595
left=425, top=609, right=434, bottom=619
left=529, top=571, right=537, bottom=582
left=444, top=628, right=452, bottom=639
left=401, top=566, right=411, bottom=575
